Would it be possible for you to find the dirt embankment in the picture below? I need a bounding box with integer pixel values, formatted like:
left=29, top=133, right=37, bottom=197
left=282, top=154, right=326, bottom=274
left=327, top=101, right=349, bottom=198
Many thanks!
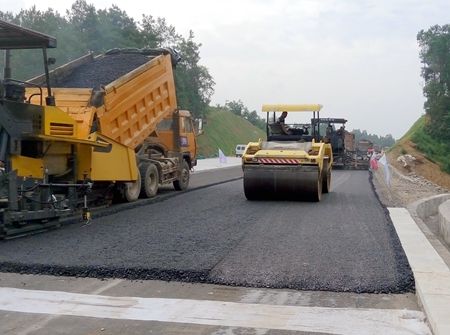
left=373, top=140, right=450, bottom=208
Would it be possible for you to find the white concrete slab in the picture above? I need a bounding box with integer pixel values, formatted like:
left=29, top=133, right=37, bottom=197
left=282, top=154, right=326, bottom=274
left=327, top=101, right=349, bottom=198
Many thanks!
left=414, top=272, right=450, bottom=295
left=193, top=157, right=241, bottom=172
left=389, top=208, right=449, bottom=273
left=0, top=287, right=431, bottom=335
left=389, top=207, right=450, bottom=335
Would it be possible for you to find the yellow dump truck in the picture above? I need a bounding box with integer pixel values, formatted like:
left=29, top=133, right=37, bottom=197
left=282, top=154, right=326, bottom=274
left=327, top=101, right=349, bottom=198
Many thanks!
left=0, top=20, right=199, bottom=237
left=242, top=104, right=333, bottom=201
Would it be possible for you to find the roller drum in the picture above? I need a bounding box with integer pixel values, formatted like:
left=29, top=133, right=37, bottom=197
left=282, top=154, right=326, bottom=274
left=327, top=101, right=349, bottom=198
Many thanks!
left=243, top=164, right=322, bottom=201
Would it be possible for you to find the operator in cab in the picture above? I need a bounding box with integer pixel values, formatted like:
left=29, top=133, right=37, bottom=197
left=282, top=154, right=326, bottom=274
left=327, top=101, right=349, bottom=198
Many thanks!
left=277, top=111, right=291, bottom=135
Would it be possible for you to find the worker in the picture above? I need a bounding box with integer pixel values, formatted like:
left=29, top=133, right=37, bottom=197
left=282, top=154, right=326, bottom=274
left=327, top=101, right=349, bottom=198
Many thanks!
left=337, top=125, right=345, bottom=149
left=326, top=123, right=333, bottom=136
left=276, top=111, right=291, bottom=135
left=277, top=111, right=288, bottom=124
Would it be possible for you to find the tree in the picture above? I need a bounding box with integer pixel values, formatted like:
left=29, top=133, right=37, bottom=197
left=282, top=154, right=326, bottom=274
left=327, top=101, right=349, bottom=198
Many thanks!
left=417, top=25, right=450, bottom=142
left=225, top=100, right=266, bottom=130
left=0, top=7, right=81, bottom=79
left=225, top=100, right=246, bottom=116
left=0, top=2, right=215, bottom=118
left=351, top=129, right=395, bottom=148
left=96, top=5, right=141, bottom=51
left=175, top=31, right=214, bottom=117
left=140, top=15, right=162, bottom=48
left=67, top=0, right=100, bottom=52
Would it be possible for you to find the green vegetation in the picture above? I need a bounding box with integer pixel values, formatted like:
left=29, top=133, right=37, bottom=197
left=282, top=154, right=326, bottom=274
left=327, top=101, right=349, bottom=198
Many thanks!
left=198, top=107, right=266, bottom=158
left=417, top=25, right=450, bottom=143
left=0, top=1, right=214, bottom=117
left=393, top=116, right=450, bottom=173
left=410, top=117, right=450, bottom=173
left=223, top=100, right=266, bottom=130
left=406, top=24, right=450, bottom=173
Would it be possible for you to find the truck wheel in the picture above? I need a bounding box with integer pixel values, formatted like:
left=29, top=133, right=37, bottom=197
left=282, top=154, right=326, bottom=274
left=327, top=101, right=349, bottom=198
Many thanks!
left=173, top=160, right=190, bottom=191
left=124, top=169, right=141, bottom=202
left=140, top=163, right=159, bottom=198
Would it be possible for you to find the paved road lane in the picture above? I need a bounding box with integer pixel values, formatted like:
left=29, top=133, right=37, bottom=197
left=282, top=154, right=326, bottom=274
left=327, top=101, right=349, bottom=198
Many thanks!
left=0, top=170, right=413, bottom=293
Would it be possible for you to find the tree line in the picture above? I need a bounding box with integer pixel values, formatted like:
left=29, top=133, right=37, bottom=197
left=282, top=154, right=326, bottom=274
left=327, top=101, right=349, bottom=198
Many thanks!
left=417, top=24, right=450, bottom=144
left=0, top=0, right=214, bottom=117
left=351, top=129, right=395, bottom=148
left=2, top=4, right=445, bottom=145
left=222, top=100, right=266, bottom=130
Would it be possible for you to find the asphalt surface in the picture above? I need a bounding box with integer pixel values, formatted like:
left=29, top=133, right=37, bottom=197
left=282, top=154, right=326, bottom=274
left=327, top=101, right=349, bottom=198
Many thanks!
left=0, top=170, right=414, bottom=293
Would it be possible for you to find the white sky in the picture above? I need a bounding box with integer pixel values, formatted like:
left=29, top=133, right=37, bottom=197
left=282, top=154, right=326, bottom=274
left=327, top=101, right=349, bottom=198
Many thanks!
left=2, top=0, right=449, bottom=138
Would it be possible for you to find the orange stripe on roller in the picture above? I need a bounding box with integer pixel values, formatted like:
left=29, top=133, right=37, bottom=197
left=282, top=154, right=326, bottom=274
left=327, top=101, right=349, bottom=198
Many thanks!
left=259, top=158, right=300, bottom=164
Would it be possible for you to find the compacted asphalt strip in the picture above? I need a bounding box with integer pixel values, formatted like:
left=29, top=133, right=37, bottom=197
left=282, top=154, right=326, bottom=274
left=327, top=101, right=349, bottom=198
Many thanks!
left=84, top=165, right=244, bottom=221
left=0, top=170, right=414, bottom=293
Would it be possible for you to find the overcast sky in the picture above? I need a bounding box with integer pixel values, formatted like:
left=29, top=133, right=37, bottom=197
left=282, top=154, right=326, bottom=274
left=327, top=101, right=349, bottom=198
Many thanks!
left=3, top=0, right=449, bottom=138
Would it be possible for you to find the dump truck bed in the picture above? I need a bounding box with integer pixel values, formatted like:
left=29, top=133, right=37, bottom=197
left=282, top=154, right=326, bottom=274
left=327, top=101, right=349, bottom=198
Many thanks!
left=27, top=50, right=178, bottom=149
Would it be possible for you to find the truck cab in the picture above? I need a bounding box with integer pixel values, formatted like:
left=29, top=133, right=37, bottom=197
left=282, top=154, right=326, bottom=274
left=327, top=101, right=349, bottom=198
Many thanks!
left=154, top=109, right=198, bottom=168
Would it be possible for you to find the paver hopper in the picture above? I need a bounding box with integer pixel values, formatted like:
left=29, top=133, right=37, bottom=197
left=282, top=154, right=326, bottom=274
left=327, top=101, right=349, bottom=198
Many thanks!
left=242, top=104, right=333, bottom=201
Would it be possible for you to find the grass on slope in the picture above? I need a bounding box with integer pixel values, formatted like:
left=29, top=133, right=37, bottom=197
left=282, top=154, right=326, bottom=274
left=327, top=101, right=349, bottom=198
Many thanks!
left=410, top=120, right=450, bottom=173
left=389, top=115, right=450, bottom=189
left=198, top=107, right=266, bottom=158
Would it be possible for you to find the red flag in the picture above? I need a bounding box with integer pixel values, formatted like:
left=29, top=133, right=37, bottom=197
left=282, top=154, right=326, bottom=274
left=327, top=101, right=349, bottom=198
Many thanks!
left=370, top=153, right=378, bottom=170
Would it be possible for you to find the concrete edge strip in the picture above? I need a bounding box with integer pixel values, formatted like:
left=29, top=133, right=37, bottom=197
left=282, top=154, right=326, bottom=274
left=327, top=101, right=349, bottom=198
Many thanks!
left=192, top=164, right=242, bottom=174
left=0, top=287, right=430, bottom=335
left=389, top=207, right=450, bottom=335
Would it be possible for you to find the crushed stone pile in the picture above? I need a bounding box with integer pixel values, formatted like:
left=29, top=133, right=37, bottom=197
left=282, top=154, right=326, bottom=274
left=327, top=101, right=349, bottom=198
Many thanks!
left=53, top=53, right=152, bottom=89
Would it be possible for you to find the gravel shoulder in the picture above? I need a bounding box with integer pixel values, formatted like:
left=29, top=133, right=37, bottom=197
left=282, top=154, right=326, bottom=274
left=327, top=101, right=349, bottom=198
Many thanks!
left=371, top=156, right=449, bottom=208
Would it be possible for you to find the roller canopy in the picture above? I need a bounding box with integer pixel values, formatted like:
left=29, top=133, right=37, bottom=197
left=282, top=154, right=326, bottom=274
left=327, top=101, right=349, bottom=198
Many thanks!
left=262, top=104, right=323, bottom=112
left=0, top=19, right=56, bottom=49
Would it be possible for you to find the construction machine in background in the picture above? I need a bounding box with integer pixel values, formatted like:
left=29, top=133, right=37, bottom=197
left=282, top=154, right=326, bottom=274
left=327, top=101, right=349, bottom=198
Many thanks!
left=0, top=20, right=200, bottom=238
left=242, top=104, right=333, bottom=201
left=312, top=118, right=371, bottom=170
left=312, top=118, right=347, bottom=168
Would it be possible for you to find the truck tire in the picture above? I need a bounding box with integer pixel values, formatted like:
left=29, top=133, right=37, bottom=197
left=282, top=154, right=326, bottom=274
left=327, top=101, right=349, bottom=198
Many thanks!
left=140, top=163, right=159, bottom=198
left=124, top=169, right=141, bottom=202
left=173, top=160, right=190, bottom=191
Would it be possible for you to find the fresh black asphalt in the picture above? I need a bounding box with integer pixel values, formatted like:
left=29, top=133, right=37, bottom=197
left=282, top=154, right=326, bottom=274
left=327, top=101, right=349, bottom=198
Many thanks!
left=0, top=170, right=414, bottom=293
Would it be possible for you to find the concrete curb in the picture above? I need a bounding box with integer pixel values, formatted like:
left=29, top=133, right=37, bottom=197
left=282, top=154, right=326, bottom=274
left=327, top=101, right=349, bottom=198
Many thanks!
left=438, top=200, right=450, bottom=246
left=389, top=207, right=450, bottom=335
left=392, top=193, right=450, bottom=335
left=409, top=194, right=450, bottom=222
left=408, top=193, right=450, bottom=250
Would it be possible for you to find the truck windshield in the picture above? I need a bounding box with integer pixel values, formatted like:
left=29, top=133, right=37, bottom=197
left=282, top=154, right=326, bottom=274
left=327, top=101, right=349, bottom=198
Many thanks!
left=157, top=119, right=173, bottom=131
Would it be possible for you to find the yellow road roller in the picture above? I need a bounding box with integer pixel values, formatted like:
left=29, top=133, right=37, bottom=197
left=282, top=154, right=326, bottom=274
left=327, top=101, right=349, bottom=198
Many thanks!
left=242, top=104, right=333, bottom=201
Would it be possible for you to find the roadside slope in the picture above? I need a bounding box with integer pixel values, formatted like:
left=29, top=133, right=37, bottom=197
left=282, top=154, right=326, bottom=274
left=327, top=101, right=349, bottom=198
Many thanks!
left=198, top=108, right=266, bottom=158
left=388, top=116, right=450, bottom=190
